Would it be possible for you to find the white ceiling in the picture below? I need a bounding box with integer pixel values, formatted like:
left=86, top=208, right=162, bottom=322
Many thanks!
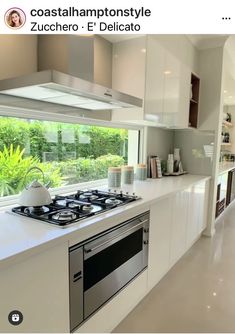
left=187, top=34, right=229, bottom=49
left=100, top=34, right=144, bottom=43
left=100, top=34, right=230, bottom=48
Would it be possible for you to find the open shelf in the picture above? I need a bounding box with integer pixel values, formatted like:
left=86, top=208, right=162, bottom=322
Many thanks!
left=188, top=73, right=200, bottom=128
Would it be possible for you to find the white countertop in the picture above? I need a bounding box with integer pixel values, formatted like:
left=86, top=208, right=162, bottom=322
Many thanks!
left=0, top=174, right=210, bottom=269
left=219, top=162, right=235, bottom=175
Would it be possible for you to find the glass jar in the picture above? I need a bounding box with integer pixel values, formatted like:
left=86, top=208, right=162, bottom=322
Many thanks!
left=108, top=167, right=121, bottom=188
left=136, top=164, right=147, bottom=181
left=122, top=166, right=134, bottom=184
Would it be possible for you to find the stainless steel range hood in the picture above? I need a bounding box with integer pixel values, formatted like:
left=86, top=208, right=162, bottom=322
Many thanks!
left=0, top=70, right=142, bottom=114
left=0, top=35, right=142, bottom=122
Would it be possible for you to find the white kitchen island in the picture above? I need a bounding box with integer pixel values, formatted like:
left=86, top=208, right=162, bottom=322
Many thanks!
left=0, top=174, right=210, bottom=333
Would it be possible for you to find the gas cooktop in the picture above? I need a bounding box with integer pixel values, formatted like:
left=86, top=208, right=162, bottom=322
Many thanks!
left=12, top=189, right=140, bottom=227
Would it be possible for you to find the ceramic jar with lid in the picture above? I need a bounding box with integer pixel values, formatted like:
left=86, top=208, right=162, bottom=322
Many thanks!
left=122, top=166, right=134, bottom=184
left=108, top=167, right=121, bottom=188
left=136, top=164, right=147, bottom=181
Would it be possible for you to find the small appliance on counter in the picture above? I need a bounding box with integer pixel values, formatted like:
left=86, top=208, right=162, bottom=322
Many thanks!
left=164, top=148, right=187, bottom=176
left=19, top=166, right=52, bottom=207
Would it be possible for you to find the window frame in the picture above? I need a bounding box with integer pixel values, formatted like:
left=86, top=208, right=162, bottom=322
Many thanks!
left=0, top=105, right=145, bottom=209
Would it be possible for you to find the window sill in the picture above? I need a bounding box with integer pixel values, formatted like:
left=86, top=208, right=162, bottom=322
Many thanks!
left=0, top=178, right=108, bottom=210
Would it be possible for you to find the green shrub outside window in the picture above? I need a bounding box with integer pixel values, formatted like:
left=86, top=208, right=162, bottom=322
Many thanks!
left=0, top=117, right=133, bottom=197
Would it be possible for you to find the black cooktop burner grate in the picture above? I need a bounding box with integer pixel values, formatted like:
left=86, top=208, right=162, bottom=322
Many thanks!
left=12, top=189, right=140, bottom=227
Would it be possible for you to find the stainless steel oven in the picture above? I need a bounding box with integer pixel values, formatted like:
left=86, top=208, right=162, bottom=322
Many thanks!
left=69, top=211, right=149, bottom=332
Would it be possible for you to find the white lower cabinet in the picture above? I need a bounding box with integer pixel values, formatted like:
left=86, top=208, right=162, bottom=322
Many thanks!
left=186, top=180, right=209, bottom=247
left=0, top=180, right=210, bottom=333
left=170, top=189, right=190, bottom=265
left=148, top=197, right=173, bottom=290
left=198, top=179, right=210, bottom=233
left=148, top=180, right=209, bottom=293
left=187, top=185, right=200, bottom=246
left=0, top=242, right=70, bottom=332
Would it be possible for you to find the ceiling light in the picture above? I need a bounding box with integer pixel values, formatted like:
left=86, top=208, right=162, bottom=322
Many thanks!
left=213, top=292, right=217, bottom=296
left=228, top=95, right=233, bottom=98
left=164, top=71, right=171, bottom=75
left=224, top=90, right=228, bottom=93
left=141, top=48, right=146, bottom=53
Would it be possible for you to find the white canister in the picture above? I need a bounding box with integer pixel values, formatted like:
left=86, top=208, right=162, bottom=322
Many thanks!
left=136, top=164, right=147, bottom=181
left=122, top=166, right=134, bottom=184
left=167, top=154, right=174, bottom=174
left=174, top=148, right=180, bottom=162
left=108, top=167, right=121, bottom=188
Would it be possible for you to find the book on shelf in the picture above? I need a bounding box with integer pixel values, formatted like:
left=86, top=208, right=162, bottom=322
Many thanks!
left=147, top=155, right=156, bottom=178
left=148, top=155, right=162, bottom=179
left=156, top=156, right=162, bottom=178
left=150, top=157, right=157, bottom=178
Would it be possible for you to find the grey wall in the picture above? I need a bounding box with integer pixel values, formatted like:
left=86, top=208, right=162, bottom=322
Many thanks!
left=173, top=130, right=215, bottom=176
left=145, top=126, right=174, bottom=161
left=94, top=35, right=112, bottom=87
left=38, top=35, right=112, bottom=86
left=0, top=35, right=37, bottom=79
left=145, top=126, right=215, bottom=176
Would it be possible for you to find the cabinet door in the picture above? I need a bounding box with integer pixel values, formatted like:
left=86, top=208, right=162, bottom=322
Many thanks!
left=148, top=197, right=172, bottom=290
left=198, top=180, right=209, bottom=233
left=187, top=185, right=200, bottom=247
left=187, top=181, right=209, bottom=247
left=170, top=189, right=189, bottom=265
left=163, top=52, right=180, bottom=127
left=112, top=37, right=146, bottom=99
left=163, top=52, right=191, bottom=128
left=0, top=242, right=69, bottom=332
left=144, top=36, right=165, bottom=125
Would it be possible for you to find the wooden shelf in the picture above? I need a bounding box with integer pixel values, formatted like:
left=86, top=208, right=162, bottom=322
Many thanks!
left=188, top=73, right=200, bottom=128
left=222, top=120, right=233, bottom=128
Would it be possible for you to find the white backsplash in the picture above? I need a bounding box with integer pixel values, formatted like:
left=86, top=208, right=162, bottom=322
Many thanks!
left=173, top=130, right=215, bottom=175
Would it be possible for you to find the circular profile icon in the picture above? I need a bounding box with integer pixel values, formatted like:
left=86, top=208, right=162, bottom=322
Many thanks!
left=4, top=8, right=26, bottom=29
left=8, top=310, right=23, bottom=326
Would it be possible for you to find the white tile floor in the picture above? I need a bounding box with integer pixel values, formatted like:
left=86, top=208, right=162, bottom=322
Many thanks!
left=113, top=202, right=235, bottom=333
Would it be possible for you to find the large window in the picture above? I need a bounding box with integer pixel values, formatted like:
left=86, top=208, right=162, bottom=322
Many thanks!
left=0, top=117, right=139, bottom=198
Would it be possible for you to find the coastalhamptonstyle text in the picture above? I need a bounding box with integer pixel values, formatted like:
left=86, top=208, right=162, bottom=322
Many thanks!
left=30, top=6, right=152, bottom=32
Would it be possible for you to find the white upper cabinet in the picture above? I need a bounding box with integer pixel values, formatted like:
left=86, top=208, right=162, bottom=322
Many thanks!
left=144, top=37, right=165, bottom=125
left=112, top=36, right=193, bottom=128
left=112, top=37, right=146, bottom=99
left=145, top=36, right=191, bottom=128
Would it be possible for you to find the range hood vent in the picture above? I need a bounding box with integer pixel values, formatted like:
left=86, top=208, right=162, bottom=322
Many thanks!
left=0, top=36, right=142, bottom=119
left=0, top=70, right=142, bottom=112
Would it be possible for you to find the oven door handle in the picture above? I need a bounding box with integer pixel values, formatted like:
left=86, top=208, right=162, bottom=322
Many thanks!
left=84, top=219, right=148, bottom=255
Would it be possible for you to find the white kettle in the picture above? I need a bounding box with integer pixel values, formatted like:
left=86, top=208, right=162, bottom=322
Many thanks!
left=19, top=167, right=52, bottom=207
